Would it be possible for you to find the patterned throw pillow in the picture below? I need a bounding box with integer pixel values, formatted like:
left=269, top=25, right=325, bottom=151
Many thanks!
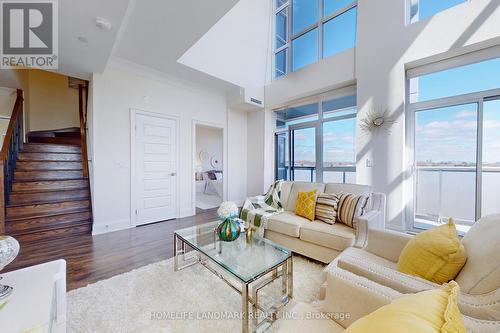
left=295, top=190, right=318, bottom=221
left=315, top=193, right=340, bottom=224
left=337, top=193, right=369, bottom=228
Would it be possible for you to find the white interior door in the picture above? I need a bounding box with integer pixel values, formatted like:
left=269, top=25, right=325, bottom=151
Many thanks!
left=134, top=113, right=177, bottom=226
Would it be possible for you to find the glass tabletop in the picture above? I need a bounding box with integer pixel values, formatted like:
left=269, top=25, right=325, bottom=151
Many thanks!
left=174, top=221, right=292, bottom=283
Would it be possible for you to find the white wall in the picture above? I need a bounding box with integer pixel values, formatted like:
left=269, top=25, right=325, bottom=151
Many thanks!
left=196, top=125, right=223, bottom=171
left=227, top=108, right=248, bottom=204
left=178, top=0, right=272, bottom=91
left=247, top=110, right=267, bottom=196
left=90, top=65, right=248, bottom=234
left=253, top=0, right=500, bottom=230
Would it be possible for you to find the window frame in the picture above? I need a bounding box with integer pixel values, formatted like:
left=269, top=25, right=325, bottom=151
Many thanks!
left=273, top=0, right=357, bottom=78
left=405, top=57, right=500, bottom=233
left=274, top=89, right=357, bottom=183
left=406, top=0, right=469, bottom=24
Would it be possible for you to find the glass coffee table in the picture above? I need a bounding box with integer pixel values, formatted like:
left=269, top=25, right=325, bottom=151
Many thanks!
left=174, top=221, right=293, bottom=333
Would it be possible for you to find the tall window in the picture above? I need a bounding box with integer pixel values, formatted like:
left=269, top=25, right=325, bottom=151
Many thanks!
left=275, top=93, right=357, bottom=183
left=408, top=0, right=467, bottom=24
left=274, top=0, right=357, bottom=78
left=407, top=57, right=500, bottom=232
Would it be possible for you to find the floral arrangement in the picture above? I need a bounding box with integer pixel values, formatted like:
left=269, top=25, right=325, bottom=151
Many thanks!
left=217, top=201, right=239, bottom=220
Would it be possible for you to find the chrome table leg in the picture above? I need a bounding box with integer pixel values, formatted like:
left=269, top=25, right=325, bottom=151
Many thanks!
left=174, top=233, right=179, bottom=271
left=242, top=282, right=249, bottom=333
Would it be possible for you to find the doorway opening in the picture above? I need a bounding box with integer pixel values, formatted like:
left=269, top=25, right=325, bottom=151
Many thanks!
left=194, top=124, right=223, bottom=211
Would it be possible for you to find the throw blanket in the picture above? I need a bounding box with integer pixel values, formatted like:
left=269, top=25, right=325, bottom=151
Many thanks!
left=240, top=180, right=283, bottom=236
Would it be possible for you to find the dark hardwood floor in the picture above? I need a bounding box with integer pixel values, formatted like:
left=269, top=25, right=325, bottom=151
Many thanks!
left=4, top=208, right=218, bottom=290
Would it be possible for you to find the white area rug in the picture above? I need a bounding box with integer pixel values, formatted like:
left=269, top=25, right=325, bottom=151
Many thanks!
left=67, top=256, right=325, bottom=333
left=196, top=192, right=222, bottom=210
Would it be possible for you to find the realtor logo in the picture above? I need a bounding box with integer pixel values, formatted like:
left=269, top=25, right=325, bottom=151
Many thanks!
left=1, top=0, right=58, bottom=69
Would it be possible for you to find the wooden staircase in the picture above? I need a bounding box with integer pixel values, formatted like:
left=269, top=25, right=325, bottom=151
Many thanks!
left=5, top=143, right=92, bottom=243
left=0, top=85, right=92, bottom=244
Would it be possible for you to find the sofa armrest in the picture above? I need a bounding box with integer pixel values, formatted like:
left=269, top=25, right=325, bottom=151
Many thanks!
left=369, top=192, right=386, bottom=215
left=323, top=267, right=401, bottom=328
left=364, top=228, right=413, bottom=263
left=463, top=316, right=500, bottom=333
left=354, top=210, right=383, bottom=248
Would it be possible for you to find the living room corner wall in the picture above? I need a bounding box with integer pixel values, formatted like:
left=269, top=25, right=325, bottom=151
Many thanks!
left=356, top=0, right=500, bottom=230
left=89, top=66, right=248, bottom=234
left=247, top=110, right=266, bottom=196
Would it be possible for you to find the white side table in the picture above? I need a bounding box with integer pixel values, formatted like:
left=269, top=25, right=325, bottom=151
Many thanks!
left=0, top=259, right=67, bottom=333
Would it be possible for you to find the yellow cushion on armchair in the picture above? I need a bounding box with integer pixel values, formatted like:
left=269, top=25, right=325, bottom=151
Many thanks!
left=345, top=281, right=466, bottom=333
left=397, top=219, right=467, bottom=284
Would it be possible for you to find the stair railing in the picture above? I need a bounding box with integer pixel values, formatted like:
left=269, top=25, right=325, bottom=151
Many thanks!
left=0, top=89, right=24, bottom=234
left=78, top=84, right=89, bottom=179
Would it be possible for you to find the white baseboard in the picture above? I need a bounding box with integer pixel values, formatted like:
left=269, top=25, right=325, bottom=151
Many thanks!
left=92, top=218, right=131, bottom=235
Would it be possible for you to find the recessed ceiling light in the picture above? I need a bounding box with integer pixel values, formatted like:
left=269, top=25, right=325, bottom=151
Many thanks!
left=77, top=36, right=89, bottom=43
left=95, top=17, right=112, bottom=31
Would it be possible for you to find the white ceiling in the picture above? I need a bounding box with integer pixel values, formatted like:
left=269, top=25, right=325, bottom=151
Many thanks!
left=58, top=0, right=131, bottom=79
left=112, top=0, right=241, bottom=93
left=1, top=0, right=244, bottom=93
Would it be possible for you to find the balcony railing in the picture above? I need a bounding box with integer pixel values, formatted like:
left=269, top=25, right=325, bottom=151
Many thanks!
left=276, top=166, right=356, bottom=183
left=415, top=166, right=500, bottom=227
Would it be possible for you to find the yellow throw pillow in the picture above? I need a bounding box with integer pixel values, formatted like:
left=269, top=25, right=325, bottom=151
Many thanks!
left=295, top=190, right=318, bottom=221
left=345, top=281, right=466, bottom=333
left=397, top=219, right=467, bottom=284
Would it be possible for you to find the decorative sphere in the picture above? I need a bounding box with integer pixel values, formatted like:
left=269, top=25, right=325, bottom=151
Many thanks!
left=217, top=218, right=241, bottom=242
left=0, top=236, right=19, bottom=271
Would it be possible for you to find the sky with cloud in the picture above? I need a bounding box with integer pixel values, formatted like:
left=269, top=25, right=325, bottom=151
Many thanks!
left=414, top=101, right=500, bottom=165
left=292, top=117, right=355, bottom=166
left=416, top=58, right=500, bottom=166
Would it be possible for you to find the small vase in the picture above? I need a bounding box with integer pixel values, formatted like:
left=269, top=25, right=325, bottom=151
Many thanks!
left=217, top=218, right=241, bottom=242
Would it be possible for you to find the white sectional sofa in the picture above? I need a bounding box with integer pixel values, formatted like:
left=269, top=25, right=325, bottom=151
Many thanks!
left=264, top=181, right=386, bottom=263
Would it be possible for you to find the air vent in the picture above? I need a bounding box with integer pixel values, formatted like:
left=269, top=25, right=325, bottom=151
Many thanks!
left=250, top=98, right=263, bottom=105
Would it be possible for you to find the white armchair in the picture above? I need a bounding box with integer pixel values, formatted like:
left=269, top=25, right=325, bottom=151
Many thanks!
left=324, top=214, right=500, bottom=321
left=273, top=267, right=500, bottom=333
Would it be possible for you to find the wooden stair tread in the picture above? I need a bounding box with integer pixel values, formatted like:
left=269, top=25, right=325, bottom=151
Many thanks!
left=9, top=219, right=91, bottom=234
left=12, top=224, right=92, bottom=244
left=12, top=179, right=89, bottom=192
left=8, top=189, right=90, bottom=206
left=22, top=143, right=82, bottom=153
left=6, top=199, right=91, bottom=221
left=16, top=161, right=83, bottom=171
left=19, top=153, right=82, bottom=162
left=7, top=211, right=92, bottom=234
left=14, top=170, right=84, bottom=181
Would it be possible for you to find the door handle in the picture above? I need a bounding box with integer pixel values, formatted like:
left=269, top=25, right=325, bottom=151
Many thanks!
left=170, top=172, right=176, bottom=177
